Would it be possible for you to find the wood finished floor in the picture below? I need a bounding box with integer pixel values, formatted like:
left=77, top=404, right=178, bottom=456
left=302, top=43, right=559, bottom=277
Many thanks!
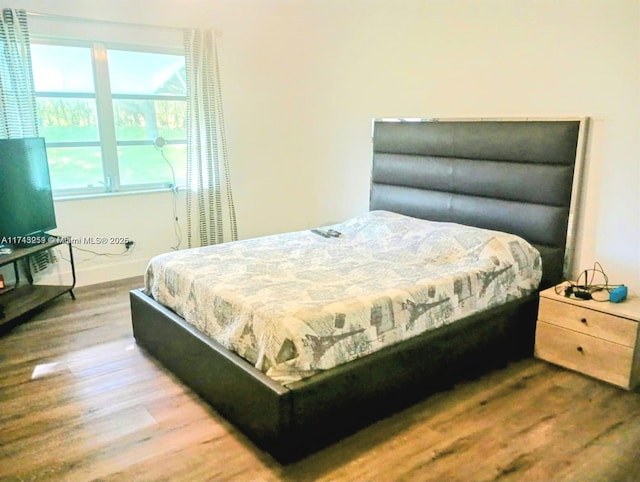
left=1, top=277, right=639, bottom=481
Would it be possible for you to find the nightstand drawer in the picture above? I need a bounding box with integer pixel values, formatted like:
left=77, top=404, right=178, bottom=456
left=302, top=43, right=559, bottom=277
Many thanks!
left=538, top=298, right=637, bottom=347
left=535, top=321, right=634, bottom=389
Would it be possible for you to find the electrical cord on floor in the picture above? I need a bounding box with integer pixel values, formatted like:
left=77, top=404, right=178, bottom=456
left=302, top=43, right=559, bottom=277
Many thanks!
left=56, top=244, right=136, bottom=265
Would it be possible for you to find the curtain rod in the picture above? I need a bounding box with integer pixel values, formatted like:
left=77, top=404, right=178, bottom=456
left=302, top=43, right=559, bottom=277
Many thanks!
left=26, top=10, right=188, bottom=33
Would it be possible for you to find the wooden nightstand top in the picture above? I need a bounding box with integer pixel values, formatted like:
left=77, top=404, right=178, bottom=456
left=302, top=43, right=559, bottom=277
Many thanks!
left=539, top=285, right=640, bottom=322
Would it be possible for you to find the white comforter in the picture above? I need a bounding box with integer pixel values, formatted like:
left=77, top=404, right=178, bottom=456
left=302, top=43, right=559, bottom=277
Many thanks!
left=145, top=211, right=542, bottom=385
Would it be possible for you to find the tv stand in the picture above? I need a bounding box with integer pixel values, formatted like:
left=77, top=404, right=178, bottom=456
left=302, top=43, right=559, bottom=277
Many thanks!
left=0, top=238, right=76, bottom=331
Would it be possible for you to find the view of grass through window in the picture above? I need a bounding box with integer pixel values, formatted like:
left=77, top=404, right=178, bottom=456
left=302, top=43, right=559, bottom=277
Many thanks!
left=31, top=43, right=187, bottom=194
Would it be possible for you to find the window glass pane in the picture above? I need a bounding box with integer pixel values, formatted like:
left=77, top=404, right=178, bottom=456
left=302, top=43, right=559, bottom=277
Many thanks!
left=31, top=44, right=95, bottom=93
left=113, top=99, right=186, bottom=141
left=118, top=144, right=186, bottom=186
left=108, top=50, right=186, bottom=95
left=46, top=146, right=104, bottom=190
left=31, top=41, right=187, bottom=194
left=37, top=98, right=99, bottom=142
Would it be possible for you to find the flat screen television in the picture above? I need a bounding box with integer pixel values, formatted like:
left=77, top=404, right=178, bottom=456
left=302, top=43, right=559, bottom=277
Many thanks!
left=0, top=137, right=57, bottom=247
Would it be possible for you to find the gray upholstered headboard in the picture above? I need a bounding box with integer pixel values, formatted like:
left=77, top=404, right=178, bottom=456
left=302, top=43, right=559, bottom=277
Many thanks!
left=370, top=118, right=588, bottom=289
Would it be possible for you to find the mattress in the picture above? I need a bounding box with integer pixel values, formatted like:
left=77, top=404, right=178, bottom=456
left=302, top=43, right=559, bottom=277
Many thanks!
left=144, top=211, right=542, bottom=385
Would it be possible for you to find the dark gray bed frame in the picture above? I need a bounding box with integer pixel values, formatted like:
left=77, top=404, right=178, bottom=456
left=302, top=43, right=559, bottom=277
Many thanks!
left=130, top=118, right=587, bottom=463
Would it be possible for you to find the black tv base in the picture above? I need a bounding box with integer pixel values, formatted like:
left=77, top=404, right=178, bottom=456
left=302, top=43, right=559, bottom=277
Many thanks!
left=0, top=238, right=76, bottom=333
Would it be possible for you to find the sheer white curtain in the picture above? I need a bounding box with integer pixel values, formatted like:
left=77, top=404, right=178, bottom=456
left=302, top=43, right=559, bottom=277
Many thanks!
left=0, top=8, right=38, bottom=138
left=184, top=29, right=237, bottom=247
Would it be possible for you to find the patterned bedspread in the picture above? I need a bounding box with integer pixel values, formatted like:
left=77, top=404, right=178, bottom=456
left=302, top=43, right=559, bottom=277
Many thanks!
left=144, top=211, right=542, bottom=385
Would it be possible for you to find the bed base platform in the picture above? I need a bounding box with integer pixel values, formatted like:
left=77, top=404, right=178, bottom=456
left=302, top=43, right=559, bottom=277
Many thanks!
left=131, top=288, right=537, bottom=463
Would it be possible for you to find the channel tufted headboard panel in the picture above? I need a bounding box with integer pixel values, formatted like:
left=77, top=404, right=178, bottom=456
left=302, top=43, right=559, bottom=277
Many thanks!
left=370, top=118, right=587, bottom=289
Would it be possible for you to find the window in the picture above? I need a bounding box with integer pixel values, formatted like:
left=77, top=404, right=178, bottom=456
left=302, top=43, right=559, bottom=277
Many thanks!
left=31, top=41, right=187, bottom=196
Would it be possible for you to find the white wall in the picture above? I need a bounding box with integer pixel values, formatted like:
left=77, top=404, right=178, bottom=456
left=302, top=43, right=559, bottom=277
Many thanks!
left=12, top=0, right=640, bottom=293
left=48, top=190, right=186, bottom=286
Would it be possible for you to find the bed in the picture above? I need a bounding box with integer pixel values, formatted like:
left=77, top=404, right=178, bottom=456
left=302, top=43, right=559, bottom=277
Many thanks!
left=130, top=118, right=588, bottom=463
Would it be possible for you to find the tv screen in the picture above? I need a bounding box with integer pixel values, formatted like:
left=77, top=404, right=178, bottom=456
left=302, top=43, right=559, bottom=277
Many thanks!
left=0, top=137, right=57, bottom=245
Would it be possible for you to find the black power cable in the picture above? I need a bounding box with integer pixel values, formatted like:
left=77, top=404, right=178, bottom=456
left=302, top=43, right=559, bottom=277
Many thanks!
left=555, top=262, right=625, bottom=302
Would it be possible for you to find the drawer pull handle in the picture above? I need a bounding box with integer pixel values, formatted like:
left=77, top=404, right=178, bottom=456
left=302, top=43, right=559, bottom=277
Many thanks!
left=580, top=318, right=587, bottom=324
left=577, top=346, right=584, bottom=353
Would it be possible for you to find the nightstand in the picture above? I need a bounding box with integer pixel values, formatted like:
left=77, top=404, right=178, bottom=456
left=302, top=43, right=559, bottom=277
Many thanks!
left=534, top=285, right=640, bottom=390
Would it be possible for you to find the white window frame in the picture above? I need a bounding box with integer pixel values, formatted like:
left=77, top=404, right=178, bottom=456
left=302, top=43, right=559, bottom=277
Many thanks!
left=31, top=36, right=187, bottom=198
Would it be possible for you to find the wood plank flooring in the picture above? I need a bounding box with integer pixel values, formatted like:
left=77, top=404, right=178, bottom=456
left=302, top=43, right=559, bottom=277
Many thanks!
left=1, top=277, right=639, bottom=481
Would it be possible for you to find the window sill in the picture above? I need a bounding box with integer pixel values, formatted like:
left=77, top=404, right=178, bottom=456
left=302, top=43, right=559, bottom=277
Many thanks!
left=54, top=186, right=182, bottom=202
